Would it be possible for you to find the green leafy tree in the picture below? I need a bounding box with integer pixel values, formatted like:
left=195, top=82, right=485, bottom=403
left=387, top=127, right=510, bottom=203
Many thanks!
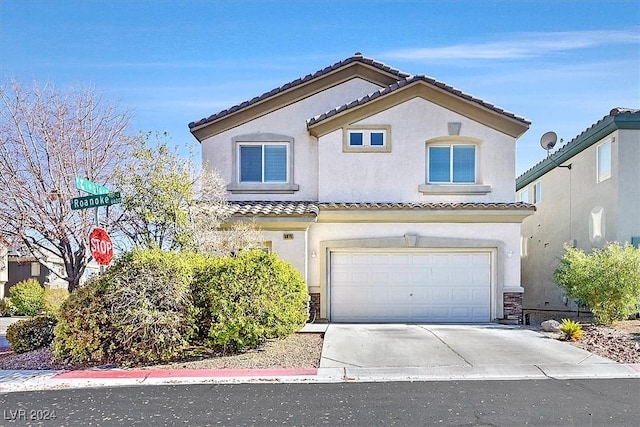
left=111, top=133, right=263, bottom=255
left=554, top=242, right=640, bottom=324
left=111, top=133, right=196, bottom=251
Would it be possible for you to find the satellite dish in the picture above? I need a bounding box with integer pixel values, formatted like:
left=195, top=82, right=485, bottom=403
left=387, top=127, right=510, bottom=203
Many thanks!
left=540, top=131, right=558, bottom=151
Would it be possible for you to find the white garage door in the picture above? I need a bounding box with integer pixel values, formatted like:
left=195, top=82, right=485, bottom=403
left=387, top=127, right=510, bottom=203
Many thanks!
left=330, top=251, right=491, bottom=323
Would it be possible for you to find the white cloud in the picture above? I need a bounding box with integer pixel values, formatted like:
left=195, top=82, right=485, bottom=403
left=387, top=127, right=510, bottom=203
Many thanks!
left=383, top=29, right=640, bottom=60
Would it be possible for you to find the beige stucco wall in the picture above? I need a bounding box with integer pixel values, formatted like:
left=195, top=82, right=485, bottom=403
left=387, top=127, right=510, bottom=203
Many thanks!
left=617, top=129, right=640, bottom=242
left=201, top=78, right=383, bottom=202
left=317, top=97, right=517, bottom=203
left=518, top=129, right=636, bottom=310
left=259, top=229, right=309, bottom=280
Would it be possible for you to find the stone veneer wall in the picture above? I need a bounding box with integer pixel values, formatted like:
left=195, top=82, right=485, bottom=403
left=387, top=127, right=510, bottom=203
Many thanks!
left=503, top=292, right=523, bottom=324
left=310, top=292, right=322, bottom=321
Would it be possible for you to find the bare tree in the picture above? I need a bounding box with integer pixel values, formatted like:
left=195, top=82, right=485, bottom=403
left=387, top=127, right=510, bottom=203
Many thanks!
left=0, top=80, right=134, bottom=291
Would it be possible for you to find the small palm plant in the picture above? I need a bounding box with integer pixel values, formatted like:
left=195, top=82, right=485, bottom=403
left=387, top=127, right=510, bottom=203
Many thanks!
left=560, top=318, right=584, bottom=341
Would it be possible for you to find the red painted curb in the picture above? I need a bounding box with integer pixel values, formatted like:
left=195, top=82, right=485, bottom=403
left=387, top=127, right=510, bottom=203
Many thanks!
left=54, top=368, right=318, bottom=379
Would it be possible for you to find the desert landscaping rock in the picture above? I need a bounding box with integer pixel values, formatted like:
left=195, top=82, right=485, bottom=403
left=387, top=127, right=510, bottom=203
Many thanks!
left=571, top=323, right=640, bottom=364
left=541, top=319, right=561, bottom=332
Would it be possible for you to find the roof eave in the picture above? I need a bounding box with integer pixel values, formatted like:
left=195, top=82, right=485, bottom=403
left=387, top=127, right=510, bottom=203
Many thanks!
left=516, top=112, right=640, bottom=190
left=308, top=79, right=530, bottom=139
left=189, top=61, right=406, bottom=142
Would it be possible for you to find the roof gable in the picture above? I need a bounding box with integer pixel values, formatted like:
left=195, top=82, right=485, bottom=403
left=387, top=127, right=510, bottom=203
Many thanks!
left=307, top=75, right=531, bottom=139
left=189, top=53, right=410, bottom=142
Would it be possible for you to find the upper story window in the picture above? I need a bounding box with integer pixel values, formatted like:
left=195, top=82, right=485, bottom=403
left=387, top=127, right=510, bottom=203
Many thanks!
left=597, top=139, right=612, bottom=182
left=427, top=144, right=476, bottom=183
left=419, top=136, right=490, bottom=195
left=229, top=133, right=299, bottom=194
left=343, top=126, right=391, bottom=153
left=239, top=143, right=287, bottom=183
left=533, top=181, right=542, bottom=204
left=519, top=189, right=529, bottom=203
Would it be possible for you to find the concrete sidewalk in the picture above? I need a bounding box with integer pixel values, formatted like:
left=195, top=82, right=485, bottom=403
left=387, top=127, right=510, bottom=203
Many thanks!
left=1, top=323, right=639, bottom=393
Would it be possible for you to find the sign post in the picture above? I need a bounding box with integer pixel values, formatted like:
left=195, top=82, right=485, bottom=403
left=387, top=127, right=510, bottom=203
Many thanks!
left=75, top=177, right=119, bottom=270
left=89, top=228, right=114, bottom=266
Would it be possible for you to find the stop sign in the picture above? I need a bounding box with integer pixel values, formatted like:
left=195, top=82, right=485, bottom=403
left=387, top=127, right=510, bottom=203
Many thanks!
left=89, top=227, right=113, bottom=265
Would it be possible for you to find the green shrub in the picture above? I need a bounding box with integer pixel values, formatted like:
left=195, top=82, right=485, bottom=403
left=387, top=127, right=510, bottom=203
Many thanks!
left=559, top=319, right=584, bottom=341
left=554, top=242, right=640, bottom=324
left=9, top=278, right=44, bottom=316
left=0, top=297, right=19, bottom=316
left=6, top=314, right=57, bottom=353
left=192, top=250, right=308, bottom=353
left=53, top=249, right=204, bottom=367
left=43, top=287, right=69, bottom=316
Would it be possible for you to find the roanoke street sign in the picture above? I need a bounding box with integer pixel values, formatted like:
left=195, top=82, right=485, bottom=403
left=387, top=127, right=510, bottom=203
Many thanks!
left=70, top=192, right=121, bottom=210
left=75, top=177, right=110, bottom=195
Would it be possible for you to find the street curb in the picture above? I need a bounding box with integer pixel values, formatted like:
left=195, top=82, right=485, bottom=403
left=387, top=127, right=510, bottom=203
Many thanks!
left=54, top=368, right=318, bottom=379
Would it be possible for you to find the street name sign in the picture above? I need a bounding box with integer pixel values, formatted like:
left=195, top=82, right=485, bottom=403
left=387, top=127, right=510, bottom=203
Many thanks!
left=75, top=177, right=110, bottom=195
left=70, top=192, right=121, bottom=210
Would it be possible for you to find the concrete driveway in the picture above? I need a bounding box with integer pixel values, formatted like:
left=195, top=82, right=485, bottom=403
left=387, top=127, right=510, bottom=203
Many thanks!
left=319, top=324, right=638, bottom=380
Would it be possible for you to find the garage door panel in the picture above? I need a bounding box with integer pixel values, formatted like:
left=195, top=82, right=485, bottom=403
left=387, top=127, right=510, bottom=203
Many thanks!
left=331, top=251, right=491, bottom=323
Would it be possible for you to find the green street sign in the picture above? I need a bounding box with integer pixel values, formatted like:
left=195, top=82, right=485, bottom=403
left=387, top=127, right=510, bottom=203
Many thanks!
left=70, top=192, right=121, bottom=210
left=75, top=176, right=109, bottom=195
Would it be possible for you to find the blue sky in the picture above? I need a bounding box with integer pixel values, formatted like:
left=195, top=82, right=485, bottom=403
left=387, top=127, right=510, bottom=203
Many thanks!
left=1, top=0, right=638, bottom=175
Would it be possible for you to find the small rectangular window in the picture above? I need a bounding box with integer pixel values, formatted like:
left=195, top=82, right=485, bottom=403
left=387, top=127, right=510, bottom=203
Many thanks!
left=344, top=127, right=390, bottom=151
left=519, top=189, right=529, bottom=203
left=533, top=181, right=542, bottom=203
left=370, top=132, right=384, bottom=146
left=349, top=132, right=364, bottom=146
left=31, top=262, right=40, bottom=277
left=597, top=140, right=611, bottom=182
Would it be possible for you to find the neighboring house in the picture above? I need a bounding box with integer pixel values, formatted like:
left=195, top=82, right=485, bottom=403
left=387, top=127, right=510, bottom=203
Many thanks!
left=0, top=242, right=7, bottom=299
left=189, top=53, right=534, bottom=323
left=4, top=254, right=100, bottom=296
left=516, top=108, right=640, bottom=312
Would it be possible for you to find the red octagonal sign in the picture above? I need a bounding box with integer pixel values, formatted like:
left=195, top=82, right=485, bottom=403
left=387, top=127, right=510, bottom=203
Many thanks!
left=89, top=227, right=113, bottom=266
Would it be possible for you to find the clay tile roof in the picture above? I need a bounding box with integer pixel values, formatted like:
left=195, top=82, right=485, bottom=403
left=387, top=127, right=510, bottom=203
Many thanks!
left=224, top=201, right=534, bottom=217
left=225, top=201, right=320, bottom=217
left=307, top=75, right=530, bottom=127
left=188, top=53, right=411, bottom=130
left=317, top=202, right=534, bottom=211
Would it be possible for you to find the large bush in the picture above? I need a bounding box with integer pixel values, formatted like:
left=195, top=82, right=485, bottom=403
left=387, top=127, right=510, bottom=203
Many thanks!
left=554, top=242, right=640, bottom=324
left=6, top=314, right=57, bottom=353
left=42, top=287, right=70, bottom=316
left=9, top=278, right=44, bottom=316
left=53, top=249, right=204, bottom=367
left=192, top=250, right=308, bottom=352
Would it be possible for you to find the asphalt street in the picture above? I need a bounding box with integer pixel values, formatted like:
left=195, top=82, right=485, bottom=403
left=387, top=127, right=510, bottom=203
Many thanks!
left=1, top=379, right=639, bottom=426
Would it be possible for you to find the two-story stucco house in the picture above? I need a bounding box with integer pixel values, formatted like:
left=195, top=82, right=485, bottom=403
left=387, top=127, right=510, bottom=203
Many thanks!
left=516, top=108, right=640, bottom=313
left=189, top=53, right=534, bottom=323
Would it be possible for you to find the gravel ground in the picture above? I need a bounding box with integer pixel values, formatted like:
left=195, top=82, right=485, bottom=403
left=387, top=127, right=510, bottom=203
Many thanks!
left=0, top=333, right=324, bottom=371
